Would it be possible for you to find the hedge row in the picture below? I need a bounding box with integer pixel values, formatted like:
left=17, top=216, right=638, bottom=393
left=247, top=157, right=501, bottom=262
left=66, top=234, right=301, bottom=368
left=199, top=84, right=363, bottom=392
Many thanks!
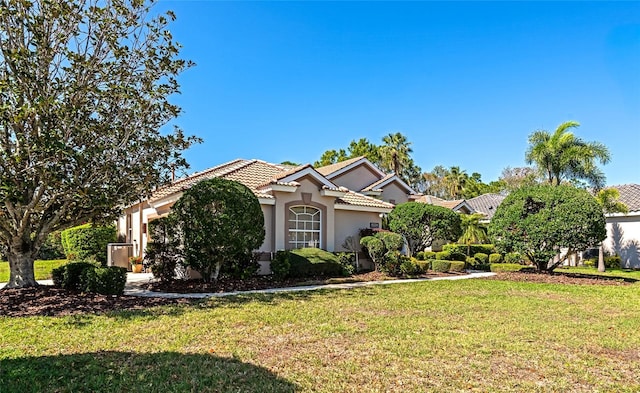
left=61, top=224, right=116, bottom=264
left=52, top=262, right=127, bottom=295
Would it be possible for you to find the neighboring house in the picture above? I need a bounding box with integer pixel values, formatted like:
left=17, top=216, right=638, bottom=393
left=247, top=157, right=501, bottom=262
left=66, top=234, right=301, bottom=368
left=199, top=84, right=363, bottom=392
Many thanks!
left=315, top=156, right=418, bottom=205
left=412, top=194, right=475, bottom=214
left=603, top=184, right=640, bottom=268
left=466, top=193, right=506, bottom=222
left=118, top=158, right=395, bottom=271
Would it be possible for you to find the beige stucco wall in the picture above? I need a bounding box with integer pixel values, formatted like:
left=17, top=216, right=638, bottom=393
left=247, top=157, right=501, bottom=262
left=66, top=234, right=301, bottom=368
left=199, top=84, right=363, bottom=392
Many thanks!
left=380, top=181, right=410, bottom=204
left=334, top=210, right=381, bottom=251
left=604, top=214, right=640, bottom=268
left=259, top=204, right=274, bottom=253
left=330, top=165, right=381, bottom=191
left=272, top=177, right=337, bottom=251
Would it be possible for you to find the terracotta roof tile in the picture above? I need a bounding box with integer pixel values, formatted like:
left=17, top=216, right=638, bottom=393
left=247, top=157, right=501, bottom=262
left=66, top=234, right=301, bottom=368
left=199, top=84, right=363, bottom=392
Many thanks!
left=361, top=174, right=394, bottom=192
left=336, top=191, right=395, bottom=209
left=609, top=184, right=640, bottom=213
left=315, top=156, right=365, bottom=176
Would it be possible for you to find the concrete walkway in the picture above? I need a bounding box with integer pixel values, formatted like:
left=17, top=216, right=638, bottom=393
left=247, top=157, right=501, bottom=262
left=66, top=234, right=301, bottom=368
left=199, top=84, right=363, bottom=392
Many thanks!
left=1, top=272, right=496, bottom=298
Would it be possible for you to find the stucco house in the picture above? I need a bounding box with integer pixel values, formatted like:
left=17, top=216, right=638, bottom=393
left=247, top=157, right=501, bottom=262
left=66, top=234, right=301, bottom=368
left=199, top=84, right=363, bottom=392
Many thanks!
left=117, top=158, right=417, bottom=270
left=603, top=184, right=640, bottom=268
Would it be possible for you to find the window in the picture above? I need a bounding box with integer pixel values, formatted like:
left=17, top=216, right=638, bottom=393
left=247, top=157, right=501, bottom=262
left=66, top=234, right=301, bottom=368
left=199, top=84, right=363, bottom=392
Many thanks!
left=288, top=206, right=321, bottom=249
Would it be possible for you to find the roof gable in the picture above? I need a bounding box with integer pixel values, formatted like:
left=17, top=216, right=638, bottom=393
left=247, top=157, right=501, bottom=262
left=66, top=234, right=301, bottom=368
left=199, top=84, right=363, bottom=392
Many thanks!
left=315, top=156, right=386, bottom=179
left=609, top=184, right=640, bottom=213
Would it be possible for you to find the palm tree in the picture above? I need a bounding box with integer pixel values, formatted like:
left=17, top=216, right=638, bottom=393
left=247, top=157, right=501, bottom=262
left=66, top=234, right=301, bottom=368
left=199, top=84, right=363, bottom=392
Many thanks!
left=595, top=188, right=628, bottom=272
left=525, top=121, right=611, bottom=189
left=458, top=213, right=489, bottom=256
left=443, top=166, right=468, bottom=199
left=380, top=132, right=413, bottom=177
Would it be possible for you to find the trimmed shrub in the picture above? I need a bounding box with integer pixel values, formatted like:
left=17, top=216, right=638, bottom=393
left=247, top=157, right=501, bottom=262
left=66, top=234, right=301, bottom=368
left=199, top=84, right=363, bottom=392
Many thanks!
left=287, top=248, right=347, bottom=278
left=583, top=258, right=596, bottom=267
left=83, top=266, right=127, bottom=295
left=423, top=251, right=437, bottom=260
left=416, top=251, right=425, bottom=261
left=431, top=259, right=451, bottom=273
left=504, top=252, right=523, bottom=264
left=37, top=231, right=66, bottom=260
left=400, top=259, right=423, bottom=276
left=223, top=251, right=260, bottom=280
left=489, top=253, right=503, bottom=264
left=450, top=251, right=467, bottom=262
left=605, top=255, right=621, bottom=269
left=380, top=251, right=408, bottom=276
left=435, top=251, right=451, bottom=261
left=61, top=224, right=116, bottom=264
left=474, top=253, right=489, bottom=264
left=443, top=243, right=497, bottom=256
left=270, top=250, right=291, bottom=279
left=52, top=261, right=97, bottom=290
left=145, top=217, right=182, bottom=283
left=337, top=252, right=356, bottom=276
left=490, top=263, right=525, bottom=272
left=415, top=260, right=431, bottom=272
left=449, top=261, right=466, bottom=272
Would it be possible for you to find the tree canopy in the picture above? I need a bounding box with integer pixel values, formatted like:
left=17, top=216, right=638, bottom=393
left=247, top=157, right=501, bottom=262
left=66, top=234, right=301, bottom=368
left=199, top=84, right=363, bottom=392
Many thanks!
left=388, top=202, right=462, bottom=256
left=525, top=121, right=610, bottom=189
left=488, top=185, right=606, bottom=272
left=0, top=0, right=199, bottom=288
left=171, top=178, right=265, bottom=282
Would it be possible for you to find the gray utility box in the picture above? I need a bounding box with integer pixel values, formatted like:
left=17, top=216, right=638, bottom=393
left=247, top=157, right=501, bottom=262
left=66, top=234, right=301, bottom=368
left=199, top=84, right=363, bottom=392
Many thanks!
left=107, top=243, right=134, bottom=271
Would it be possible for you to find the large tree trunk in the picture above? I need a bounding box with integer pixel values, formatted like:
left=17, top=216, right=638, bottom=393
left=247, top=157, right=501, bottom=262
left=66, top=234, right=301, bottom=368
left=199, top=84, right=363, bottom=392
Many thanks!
left=598, top=244, right=606, bottom=272
left=4, top=251, right=38, bottom=289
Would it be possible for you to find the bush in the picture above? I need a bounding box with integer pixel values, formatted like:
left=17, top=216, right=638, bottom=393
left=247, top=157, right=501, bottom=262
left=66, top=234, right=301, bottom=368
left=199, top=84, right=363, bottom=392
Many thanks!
left=380, top=251, right=405, bottom=276
left=416, top=251, right=425, bottom=261
left=583, top=258, right=595, bottom=267
left=443, top=243, right=496, bottom=256
left=414, top=260, right=430, bottom=272
left=52, top=261, right=97, bottom=290
left=474, top=253, right=489, bottom=264
left=223, top=252, right=260, bottom=280
left=489, top=253, right=503, bottom=264
left=605, top=255, right=621, bottom=269
left=431, top=259, right=451, bottom=273
left=450, top=251, right=467, bottom=262
left=423, top=251, right=437, bottom=260
left=270, top=250, right=291, bottom=279
left=83, top=266, right=127, bottom=295
left=337, top=252, right=356, bottom=276
left=145, top=217, right=183, bottom=283
left=490, top=263, right=525, bottom=272
left=504, top=252, right=523, bottom=264
left=449, top=261, right=466, bottom=272
left=61, top=224, right=116, bottom=264
left=36, top=231, right=66, bottom=260
left=400, top=259, right=423, bottom=276
left=435, top=251, right=451, bottom=261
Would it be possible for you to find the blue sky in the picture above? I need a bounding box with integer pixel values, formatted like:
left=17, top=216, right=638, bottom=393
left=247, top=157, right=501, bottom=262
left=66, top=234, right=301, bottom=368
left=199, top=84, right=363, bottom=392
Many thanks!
left=156, top=1, right=639, bottom=186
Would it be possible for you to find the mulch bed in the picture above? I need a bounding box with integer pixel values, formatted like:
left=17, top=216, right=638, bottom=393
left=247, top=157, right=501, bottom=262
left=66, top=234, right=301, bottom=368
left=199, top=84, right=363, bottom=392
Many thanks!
left=486, top=270, right=638, bottom=286
left=0, top=286, right=195, bottom=318
left=1, top=270, right=636, bottom=318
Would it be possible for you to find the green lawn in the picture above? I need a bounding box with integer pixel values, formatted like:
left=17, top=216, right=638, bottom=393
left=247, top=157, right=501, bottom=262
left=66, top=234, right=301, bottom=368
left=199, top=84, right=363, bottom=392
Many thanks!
left=556, top=266, right=640, bottom=280
left=0, top=260, right=68, bottom=282
left=1, top=278, right=639, bottom=392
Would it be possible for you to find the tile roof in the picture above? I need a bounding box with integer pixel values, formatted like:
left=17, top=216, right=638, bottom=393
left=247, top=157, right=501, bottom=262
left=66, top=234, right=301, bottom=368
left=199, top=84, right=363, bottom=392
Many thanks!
left=609, top=184, right=640, bottom=213
left=150, top=159, right=287, bottom=202
left=149, top=158, right=394, bottom=210
left=466, top=193, right=507, bottom=220
left=315, top=156, right=366, bottom=176
left=413, top=195, right=468, bottom=210
left=335, top=191, right=395, bottom=209
left=361, top=174, right=395, bottom=192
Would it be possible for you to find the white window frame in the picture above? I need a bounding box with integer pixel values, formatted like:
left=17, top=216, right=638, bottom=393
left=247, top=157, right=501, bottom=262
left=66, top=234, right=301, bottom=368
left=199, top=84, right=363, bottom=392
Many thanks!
left=288, top=205, right=321, bottom=249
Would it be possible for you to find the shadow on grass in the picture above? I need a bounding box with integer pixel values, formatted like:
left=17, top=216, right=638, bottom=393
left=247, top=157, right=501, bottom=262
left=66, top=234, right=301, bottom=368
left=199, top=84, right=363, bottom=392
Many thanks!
left=0, top=351, right=298, bottom=393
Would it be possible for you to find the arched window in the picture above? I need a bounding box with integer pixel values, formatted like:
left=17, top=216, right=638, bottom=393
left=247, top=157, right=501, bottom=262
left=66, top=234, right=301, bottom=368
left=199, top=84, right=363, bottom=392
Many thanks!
left=288, top=206, right=321, bottom=249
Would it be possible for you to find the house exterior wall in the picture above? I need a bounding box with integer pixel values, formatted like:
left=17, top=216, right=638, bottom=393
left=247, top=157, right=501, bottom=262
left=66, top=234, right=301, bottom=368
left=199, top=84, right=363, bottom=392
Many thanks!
left=604, top=214, right=640, bottom=268
left=330, top=165, right=381, bottom=191
left=259, top=204, right=274, bottom=253
left=272, top=177, right=336, bottom=251
left=380, top=182, right=410, bottom=204
left=334, top=210, right=381, bottom=251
